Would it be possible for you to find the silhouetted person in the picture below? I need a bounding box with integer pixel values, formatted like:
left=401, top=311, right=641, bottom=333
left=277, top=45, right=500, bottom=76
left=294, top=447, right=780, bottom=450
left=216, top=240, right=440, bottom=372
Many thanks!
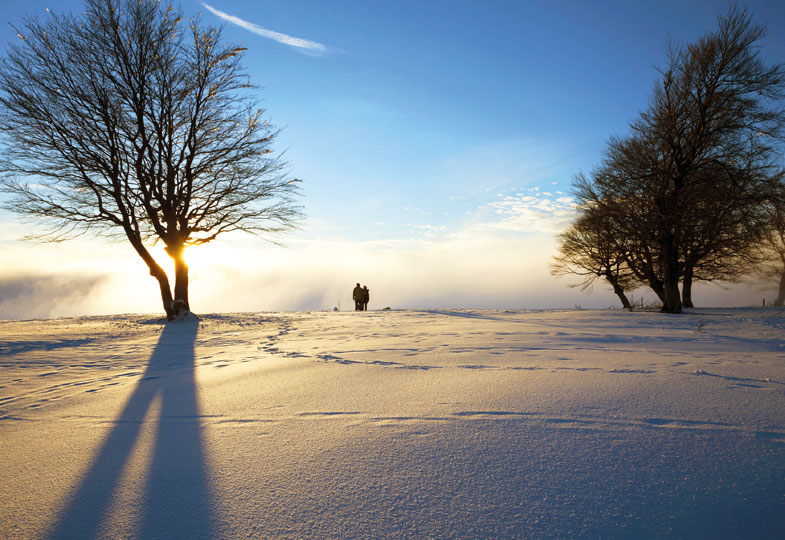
left=361, top=285, right=369, bottom=311
left=353, top=283, right=363, bottom=311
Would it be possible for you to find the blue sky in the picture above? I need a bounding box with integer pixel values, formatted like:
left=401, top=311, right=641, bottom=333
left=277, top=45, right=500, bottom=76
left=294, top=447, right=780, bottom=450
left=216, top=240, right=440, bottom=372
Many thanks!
left=1, top=0, right=784, bottom=317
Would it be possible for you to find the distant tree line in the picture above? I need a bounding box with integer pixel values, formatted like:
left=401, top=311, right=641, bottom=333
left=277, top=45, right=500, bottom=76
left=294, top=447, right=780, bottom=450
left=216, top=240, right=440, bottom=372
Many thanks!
left=552, top=7, right=785, bottom=313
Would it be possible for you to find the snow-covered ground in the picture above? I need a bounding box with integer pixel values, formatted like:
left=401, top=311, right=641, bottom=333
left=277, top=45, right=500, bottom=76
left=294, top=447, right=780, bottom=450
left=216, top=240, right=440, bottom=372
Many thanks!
left=1, top=308, right=784, bottom=539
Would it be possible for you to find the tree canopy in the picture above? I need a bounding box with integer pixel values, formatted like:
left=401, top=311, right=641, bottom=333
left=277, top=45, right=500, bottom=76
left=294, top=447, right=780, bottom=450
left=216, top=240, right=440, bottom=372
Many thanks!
left=0, top=0, right=301, bottom=319
left=553, top=6, right=785, bottom=312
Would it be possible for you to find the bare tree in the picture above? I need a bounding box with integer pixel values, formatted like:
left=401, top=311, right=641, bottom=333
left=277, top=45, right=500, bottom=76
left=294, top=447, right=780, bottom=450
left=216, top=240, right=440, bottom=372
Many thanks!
left=0, top=0, right=301, bottom=319
left=569, top=136, right=671, bottom=307
left=560, top=6, right=785, bottom=313
left=677, top=163, right=772, bottom=307
left=551, top=181, right=640, bottom=309
left=630, top=6, right=785, bottom=312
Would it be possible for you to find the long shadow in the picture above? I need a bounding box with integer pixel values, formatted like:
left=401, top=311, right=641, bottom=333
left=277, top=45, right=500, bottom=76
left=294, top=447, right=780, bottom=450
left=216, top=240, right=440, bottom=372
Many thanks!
left=48, top=321, right=215, bottom=539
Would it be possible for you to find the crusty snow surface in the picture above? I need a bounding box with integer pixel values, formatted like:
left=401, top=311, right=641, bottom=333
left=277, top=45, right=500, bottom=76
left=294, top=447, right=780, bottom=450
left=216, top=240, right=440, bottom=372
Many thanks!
left=1, top=308, right=784, bottom=539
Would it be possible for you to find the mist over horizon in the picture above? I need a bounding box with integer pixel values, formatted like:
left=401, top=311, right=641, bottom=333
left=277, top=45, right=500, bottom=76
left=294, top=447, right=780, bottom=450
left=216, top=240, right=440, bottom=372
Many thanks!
left=0, top=261, right=772, bottom=321
left=0, top=187, right=777, bottom=320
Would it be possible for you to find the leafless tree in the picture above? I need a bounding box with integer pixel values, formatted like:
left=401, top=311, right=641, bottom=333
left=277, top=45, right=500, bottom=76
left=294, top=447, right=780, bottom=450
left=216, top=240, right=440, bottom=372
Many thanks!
left=583, top=136, right=669, bottom=307
left=676, top=163, right=773, bottom=307
left=597, top=133, right=776, bottom=308
left=551, top=179, right=640, bottom=310
left=0, top=0, right=301, bottom=319
left=559, top=6, right=785, bottom=313
left=631, top=5, right=785, bottom=312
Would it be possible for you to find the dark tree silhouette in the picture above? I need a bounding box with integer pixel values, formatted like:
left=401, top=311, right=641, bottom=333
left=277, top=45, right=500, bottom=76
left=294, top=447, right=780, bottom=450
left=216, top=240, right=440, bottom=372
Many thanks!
left=551, top=192, right=640, bottom=310
left=558, top=6, right=785, bottom=313
left=630, top=6, right=785, bottom=312
left=676, top=163, right=773, bottom=307
left=575, top=138, right=669, bottom=307
left=0, top=0, right=301, bottom=319
left=581, top=134, right=776, bottom=310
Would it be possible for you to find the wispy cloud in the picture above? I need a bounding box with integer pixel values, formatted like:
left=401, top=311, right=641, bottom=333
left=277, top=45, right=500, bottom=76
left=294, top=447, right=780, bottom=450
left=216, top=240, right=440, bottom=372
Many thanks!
left=202, top=3, right=327, bottom=55
left=474, top=189, right=577, bottom=233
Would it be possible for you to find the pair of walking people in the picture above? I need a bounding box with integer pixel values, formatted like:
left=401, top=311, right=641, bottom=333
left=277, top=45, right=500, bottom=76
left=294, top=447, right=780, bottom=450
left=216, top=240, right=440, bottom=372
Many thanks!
left=353, top=283, right=369, bottom=311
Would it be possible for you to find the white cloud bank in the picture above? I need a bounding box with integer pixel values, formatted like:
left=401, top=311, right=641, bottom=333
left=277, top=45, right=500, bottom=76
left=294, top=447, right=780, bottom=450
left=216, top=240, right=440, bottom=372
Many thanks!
left=0, top=273, right=107, bottom=320
left=202, top=3, right=327, bottom=55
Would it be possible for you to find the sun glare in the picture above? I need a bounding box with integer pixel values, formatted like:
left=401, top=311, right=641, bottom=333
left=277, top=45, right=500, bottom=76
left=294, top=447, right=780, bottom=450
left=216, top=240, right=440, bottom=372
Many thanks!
left=181, top=243, right=243, bottom=273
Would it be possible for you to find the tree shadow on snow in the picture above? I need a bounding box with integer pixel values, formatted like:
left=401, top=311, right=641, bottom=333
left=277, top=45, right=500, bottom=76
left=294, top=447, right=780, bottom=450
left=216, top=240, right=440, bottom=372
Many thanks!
left=47, top=321, right=215, bottom=539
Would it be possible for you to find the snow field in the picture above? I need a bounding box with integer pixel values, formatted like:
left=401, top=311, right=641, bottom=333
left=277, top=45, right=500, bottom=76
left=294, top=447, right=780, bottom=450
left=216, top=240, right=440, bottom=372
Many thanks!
left=1, top=308, right=784, bottom=538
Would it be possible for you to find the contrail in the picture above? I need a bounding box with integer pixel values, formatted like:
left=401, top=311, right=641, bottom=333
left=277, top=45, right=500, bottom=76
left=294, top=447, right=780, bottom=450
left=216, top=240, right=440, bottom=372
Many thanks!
left=202, top=3, right=327, bottom=55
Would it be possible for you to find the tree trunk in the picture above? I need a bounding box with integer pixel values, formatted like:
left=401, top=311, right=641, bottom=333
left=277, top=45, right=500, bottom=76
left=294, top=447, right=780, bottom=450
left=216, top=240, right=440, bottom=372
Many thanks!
left=654, top=181, right=683, bottom=314
left=660, top=232, right=682, bottom=314
left=174, top=257, right=190, bottom=311
left=648, top=279, right=666, bottom=306
left=167, top=244, right=190, bottom=312
left=604, top=273, right=632, bottom=310
left=622, top=250, right=665, bottom=307
left=661, top=271, right=682, bottom=313
left=681, top=265, right=694, bottom=308
left=129, top=239, right=175, bottom=319
left=153, top=268, right=176, bottom=320
left=775, top=270, right=785, bottom=307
